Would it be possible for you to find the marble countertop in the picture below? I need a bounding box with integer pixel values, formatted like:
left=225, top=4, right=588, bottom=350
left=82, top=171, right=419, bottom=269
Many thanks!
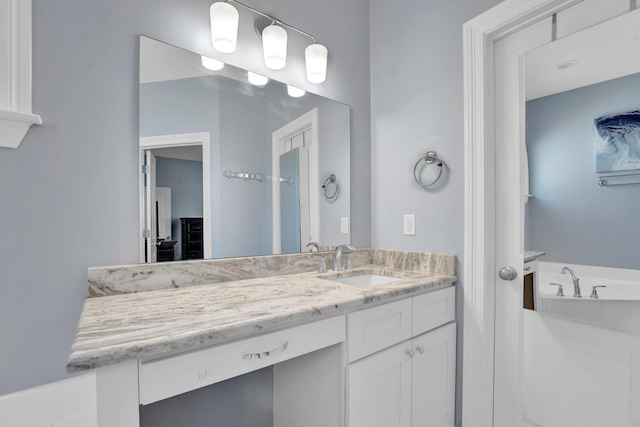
left=67, top=265, right=456, bottom=372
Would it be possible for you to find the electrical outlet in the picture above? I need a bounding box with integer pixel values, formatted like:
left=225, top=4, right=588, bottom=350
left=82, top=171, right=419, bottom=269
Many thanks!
left=403, top=214, right=416, bottom=236
left=341, top=217, right=349, bottom=234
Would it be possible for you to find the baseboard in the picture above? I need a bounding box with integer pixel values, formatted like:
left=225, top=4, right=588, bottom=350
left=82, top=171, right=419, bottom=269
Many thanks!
left=0, top=372, right=97, bottom=427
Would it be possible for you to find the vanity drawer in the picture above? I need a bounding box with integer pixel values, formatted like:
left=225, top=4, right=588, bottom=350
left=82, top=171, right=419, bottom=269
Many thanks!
left=412, top=286, right=455, bottom=336
left=138, top=315, right=345, bottom=405
left=347, top=299, right=412, bottom=362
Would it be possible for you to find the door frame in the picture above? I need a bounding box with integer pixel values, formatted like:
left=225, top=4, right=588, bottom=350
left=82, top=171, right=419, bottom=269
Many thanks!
left=461, top=0, right=580, bottom=425
left=271, top=108, right=320, bottom=254
left=139, top=132, right=212, bottom=262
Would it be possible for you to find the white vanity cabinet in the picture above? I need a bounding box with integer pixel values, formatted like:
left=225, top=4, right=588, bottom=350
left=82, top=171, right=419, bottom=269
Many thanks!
left=93, top=286, right=456, bottom=427
left=346, top=287, right=456, bottom=427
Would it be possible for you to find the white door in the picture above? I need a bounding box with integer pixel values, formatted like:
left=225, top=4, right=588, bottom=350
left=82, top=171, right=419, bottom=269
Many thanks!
left=155, top=187, right=172, bottom=239
left=412, top=324, right=456, bottom=427
left=492, top=20, right=552, bottom=426
left=462, top=1, right=581, bottom=426
left=272, top=109, right=319, bottom=254
left=144, top=150, right=157, bottom=263
left=347, top=342, right=412, bottom=427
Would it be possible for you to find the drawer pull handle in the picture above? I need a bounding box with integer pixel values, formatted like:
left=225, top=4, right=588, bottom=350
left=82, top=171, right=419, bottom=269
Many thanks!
left=242, top=341, right=289, bottom=360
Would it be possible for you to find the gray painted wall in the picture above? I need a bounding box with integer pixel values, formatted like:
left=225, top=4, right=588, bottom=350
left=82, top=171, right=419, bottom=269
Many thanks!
left=369, top=0, right=503, bottom=425
left=0, top=0, right=370, bottom=395
left=526, top=72, right=640, bottom=270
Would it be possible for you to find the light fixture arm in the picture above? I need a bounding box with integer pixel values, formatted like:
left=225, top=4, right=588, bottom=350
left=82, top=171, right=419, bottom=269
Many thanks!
left=225, top=0, right=317, bottom=43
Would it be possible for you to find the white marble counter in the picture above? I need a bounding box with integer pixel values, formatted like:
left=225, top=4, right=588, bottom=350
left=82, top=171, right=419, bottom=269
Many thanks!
left=68, top=263, right=456, bottom=372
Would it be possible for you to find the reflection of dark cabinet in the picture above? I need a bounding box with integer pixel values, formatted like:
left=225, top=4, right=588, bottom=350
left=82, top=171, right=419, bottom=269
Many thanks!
left=181, top=218, right=204, bottom=260
left=157, top=240, right=177, bottom=262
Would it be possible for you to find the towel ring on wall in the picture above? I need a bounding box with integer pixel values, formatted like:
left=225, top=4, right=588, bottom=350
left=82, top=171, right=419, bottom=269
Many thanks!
left=413, top=151, right=449, bottom=190
left=322, top=174, right=340, bottom=201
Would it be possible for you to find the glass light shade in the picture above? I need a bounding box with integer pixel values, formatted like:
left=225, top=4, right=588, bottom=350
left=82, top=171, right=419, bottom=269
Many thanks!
left=305, top=44, right=328, bottom=83
left=210, top=2, right=239, bottom=54
left=247, top=71, right=269, bottom=86
left=262, top=24, right=287, bottom=70
left=201, top=55, right=225, bottom=71
left=287, top=85, right=305, bottom=98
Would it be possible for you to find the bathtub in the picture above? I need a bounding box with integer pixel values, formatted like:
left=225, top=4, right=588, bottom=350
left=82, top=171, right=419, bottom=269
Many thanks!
left=537, top=262, right=640, bottom=333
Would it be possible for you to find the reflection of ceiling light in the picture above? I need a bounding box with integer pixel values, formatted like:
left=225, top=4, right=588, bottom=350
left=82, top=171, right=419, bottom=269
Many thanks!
left=210, top=2, right=239, bottom=53
left=287, top=85, right=305, bottom=97
left=248, top=71, right=269, bottom=86
left=201, top=55, right=225, bottom=71
left=209, top=0, right=328, bottom=83
left=557, top=60, right=578, bottom=70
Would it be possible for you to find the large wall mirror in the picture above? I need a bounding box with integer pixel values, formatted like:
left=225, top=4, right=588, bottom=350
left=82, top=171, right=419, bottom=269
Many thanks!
left=139, top=36, right=351, bottom=263
left=524, top=9, right=640, bottom=331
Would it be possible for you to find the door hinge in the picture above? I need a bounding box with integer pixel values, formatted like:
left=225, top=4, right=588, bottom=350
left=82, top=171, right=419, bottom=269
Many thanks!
left=142, top=164, right=149, bottom=175
left=143, top=229, right=150, bottom=238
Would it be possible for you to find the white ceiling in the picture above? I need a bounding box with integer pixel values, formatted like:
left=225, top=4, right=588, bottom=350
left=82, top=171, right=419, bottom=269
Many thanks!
left=525, top=8, right=640, bottom=100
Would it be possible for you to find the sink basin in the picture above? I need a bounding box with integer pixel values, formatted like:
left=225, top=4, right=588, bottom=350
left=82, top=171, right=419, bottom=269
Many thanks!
left=328, top=273, right=403, bottom=287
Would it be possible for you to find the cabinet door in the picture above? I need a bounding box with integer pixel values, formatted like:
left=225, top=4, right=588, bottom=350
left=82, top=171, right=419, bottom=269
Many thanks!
left=411, top=323, right=456, bottom=427
left=347, top=341, right=413, bottom=427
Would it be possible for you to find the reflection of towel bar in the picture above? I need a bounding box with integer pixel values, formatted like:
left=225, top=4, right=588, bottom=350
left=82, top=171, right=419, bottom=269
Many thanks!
left=279, top=177, right=294, bottom=185
left=597, top=172, right=640, bottom=187
left=223, top=170, right=264, bottom=182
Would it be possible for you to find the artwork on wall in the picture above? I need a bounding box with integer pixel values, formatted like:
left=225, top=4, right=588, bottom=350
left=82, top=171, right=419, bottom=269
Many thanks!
left=595, top=110, right=640, bottom=172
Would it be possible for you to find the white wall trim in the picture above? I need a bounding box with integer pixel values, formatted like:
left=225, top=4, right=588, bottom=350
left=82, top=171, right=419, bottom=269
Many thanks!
left=0, top=372, right=97, bottom=426
left=0, top=0, right=42, bottom=149
left=139, top=132, right=212, bottom=261
left=462, top=0, right=581, bottom=425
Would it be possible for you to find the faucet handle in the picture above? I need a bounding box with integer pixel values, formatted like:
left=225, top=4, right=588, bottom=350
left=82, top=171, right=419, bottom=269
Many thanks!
left=306, top=241, right=321, bottom=252
left=590, top=285, right=606, bottom=299
left=312, top=255, right=327, bottom=273
left=549, top=282, right=564, bottom=297
left=345, top=250, right=356, bottom=270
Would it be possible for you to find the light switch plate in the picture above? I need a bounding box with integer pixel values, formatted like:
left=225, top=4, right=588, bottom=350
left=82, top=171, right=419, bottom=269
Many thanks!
left=403, top=214, right=416, bottom=236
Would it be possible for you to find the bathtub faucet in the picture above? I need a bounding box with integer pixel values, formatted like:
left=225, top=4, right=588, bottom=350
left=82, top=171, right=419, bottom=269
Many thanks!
left=561, top=266, right=581, bottom=298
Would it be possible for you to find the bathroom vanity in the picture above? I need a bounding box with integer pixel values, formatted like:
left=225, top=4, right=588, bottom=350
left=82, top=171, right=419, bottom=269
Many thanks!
left=69, top=249, right=457, bottom=427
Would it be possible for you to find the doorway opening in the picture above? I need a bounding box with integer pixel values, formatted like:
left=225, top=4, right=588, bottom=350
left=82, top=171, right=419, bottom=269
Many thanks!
left=139, top=132, right=212, bottom=263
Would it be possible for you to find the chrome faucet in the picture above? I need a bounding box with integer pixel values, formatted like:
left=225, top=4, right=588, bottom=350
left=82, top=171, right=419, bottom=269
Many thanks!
left=561, top=266, right=581, bottom=298
left=333, top=244, right=356, bottom=271
left=306, top=241, right=321, bottom=252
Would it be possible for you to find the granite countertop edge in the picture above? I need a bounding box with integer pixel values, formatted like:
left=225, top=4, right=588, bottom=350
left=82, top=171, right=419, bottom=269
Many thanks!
left=67, top=266, right=457, bottom=372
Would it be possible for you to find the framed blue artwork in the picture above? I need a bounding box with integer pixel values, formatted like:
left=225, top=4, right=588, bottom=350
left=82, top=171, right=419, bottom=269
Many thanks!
left=595, top=110, right=640, bottom=173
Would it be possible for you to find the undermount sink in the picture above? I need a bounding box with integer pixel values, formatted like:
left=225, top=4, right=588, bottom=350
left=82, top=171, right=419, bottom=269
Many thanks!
left=327, top=273, right=403, bottom=287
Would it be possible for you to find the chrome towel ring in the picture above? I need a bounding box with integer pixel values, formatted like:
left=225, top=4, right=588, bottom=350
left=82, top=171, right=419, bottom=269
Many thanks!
left=413, top=151, right=448, bottom=190
left=322, top=174, right=339, bottom=201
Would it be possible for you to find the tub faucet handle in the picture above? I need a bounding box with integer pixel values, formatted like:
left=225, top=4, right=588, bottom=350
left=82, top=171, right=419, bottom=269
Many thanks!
left=549, top=283, right=564, bottom=297
left=590, top=285, right=606, bottom=299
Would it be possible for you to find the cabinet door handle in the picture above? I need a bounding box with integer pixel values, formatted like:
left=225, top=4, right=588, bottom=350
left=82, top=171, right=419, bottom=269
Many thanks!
left=242, top=341, right=289, bottom=360
left=406, top=349, right=415, bottom=358
left=416, top=345, right=425, bottom=354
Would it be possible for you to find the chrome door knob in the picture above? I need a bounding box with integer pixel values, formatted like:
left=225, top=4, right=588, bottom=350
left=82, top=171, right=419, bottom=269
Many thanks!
left=498, top=266, right=518, bottom=281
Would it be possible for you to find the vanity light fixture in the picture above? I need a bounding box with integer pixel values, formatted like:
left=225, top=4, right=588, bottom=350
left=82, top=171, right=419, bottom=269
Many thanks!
left=247, top=71, right=269, bottom=86
left=201, top=55, right=225, bottom=71
left=287, top=85, right=305, bottom=98
left=209, top=0, right=328, bottom=83
left=209, top=2, right=239, bottom=53
left=262, top=23, right=287, bottom=70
